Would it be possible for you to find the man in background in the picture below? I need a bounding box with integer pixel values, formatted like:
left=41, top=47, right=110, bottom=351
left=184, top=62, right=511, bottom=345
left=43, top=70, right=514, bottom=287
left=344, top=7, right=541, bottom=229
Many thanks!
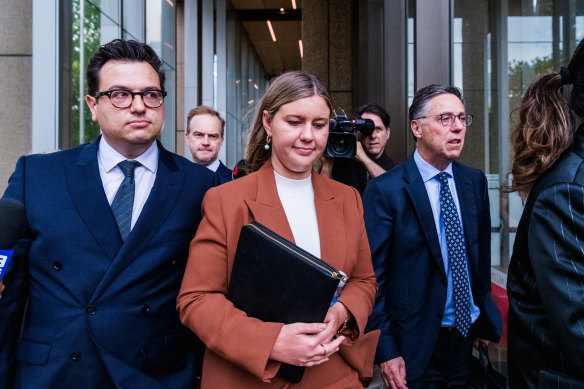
left=185, top=105, right=233, bottom=184
left=326, top=103, right=396, bottom=195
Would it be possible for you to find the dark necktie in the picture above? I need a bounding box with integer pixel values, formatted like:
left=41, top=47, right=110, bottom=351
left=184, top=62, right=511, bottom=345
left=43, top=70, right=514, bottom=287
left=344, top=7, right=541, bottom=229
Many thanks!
left=111, top=160, right=140, bottom=241
left=437, top=172, right=471, bottom=337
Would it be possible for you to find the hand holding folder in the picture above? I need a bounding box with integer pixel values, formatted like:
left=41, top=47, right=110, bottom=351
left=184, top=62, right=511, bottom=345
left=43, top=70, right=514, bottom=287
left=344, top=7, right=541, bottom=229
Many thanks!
left=226, top=222, right=347, bottom=383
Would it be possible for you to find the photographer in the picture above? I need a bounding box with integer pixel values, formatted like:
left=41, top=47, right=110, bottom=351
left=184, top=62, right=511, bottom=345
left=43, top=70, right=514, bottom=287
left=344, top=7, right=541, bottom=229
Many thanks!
left=322, top=103, right=396, bottom=195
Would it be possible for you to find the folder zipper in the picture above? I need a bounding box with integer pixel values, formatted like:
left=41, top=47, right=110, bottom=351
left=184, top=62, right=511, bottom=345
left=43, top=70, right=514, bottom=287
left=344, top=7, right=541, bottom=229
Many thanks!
left=249, top=223, right=348, bottom=283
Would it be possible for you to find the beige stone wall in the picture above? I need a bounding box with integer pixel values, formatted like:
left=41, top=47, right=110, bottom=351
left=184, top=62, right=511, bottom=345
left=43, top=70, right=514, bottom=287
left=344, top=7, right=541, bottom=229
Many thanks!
left=0, top=0, right=32, bottom=194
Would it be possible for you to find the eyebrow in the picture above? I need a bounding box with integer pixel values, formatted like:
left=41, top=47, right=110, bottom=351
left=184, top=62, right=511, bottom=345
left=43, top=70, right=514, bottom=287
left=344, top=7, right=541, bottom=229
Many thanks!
left=104, top=85, right=161, bottom=91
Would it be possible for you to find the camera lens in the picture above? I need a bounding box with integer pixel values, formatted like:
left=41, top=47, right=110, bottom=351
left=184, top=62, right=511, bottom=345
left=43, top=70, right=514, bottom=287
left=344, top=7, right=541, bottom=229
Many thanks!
left=332, top=138, right=347, bottom=154
left=325, top=133, right=356, bottom=158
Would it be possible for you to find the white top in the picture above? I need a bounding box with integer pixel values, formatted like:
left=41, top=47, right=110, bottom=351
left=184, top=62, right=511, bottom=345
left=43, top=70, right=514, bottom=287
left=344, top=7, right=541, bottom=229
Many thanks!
left=98, top=137, right=158, bottom=230
left=274, top=171, right=321, bottom=258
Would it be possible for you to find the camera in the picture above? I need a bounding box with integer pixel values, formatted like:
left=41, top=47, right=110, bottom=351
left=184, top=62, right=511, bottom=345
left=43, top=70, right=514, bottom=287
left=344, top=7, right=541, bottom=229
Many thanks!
left=325, top=113, right=375, bottom=158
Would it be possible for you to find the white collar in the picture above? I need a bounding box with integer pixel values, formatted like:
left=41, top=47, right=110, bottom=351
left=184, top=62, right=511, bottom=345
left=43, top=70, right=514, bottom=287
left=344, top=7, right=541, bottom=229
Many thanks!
left=98, top=137, right=159, bottom=174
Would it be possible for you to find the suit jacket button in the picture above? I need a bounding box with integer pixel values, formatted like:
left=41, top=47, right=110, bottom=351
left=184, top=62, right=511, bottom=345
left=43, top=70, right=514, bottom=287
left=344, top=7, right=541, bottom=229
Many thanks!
left=53, top=262, right=63, bottom=270
left=86, top=305, right=97, bottom=315
left=138, top=348, right=148, bottom=357
left=436, top=312, right=444, bottom=319
left=71, top=352, right=81, bottom=361
left=141, top=304, right=150, bottom=313
left=169, top=258, right=177, bottom=266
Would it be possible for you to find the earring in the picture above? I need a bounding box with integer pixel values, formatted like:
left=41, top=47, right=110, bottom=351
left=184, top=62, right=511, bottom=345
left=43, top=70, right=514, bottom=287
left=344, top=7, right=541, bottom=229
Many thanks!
left=264, top=135, right=271, bottom=150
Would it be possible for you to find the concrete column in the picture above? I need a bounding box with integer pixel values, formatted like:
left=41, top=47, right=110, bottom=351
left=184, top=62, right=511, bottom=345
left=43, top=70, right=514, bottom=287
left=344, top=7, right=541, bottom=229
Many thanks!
left=0, top=0, right=33, bottom=193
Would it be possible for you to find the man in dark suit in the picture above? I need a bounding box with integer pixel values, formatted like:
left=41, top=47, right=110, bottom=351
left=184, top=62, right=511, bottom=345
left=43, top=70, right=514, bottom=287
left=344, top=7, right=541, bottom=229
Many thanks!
left=185, top=105, right=233, bottom=184
left=363, top=84, right=501, bottom=389
left=0, top=39, right=216, bottom=388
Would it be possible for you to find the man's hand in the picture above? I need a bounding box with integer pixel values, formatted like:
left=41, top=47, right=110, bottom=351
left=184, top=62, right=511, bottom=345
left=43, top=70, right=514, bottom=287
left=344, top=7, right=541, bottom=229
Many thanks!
left=355, top=142, right=387, bottom=178
left=0, top=279, right=4, bottom=300
left=473, top=338, right=490, bottom=349
left=379, top=357, right=407, bottom=389
left=354, top=142, right=369, bottom=162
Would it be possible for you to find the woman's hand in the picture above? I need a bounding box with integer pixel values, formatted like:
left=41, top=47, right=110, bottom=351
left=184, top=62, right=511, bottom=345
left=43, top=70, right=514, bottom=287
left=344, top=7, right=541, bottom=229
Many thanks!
left=324, top=302, right=349, bottom=333
left=269, top=321, right=345, bottom=367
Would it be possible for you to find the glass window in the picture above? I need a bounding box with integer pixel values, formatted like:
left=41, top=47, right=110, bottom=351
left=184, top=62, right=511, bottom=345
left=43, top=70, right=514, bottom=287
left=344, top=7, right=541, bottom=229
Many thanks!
left=59, top=0, right=176, bottom=151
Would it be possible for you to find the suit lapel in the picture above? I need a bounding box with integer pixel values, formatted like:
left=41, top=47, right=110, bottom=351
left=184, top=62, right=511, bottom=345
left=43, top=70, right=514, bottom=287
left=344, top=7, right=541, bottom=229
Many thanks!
left=312, top=173, right=346, bottom=267
left=244, top=164, right=295, bottom=242
left=66, top=138, right=123, bottom=261
left=403, top=158, right=446, bottom=277
left=91, top=142, right=185, bottom=298
left=453, top=162, right=479, bottom=271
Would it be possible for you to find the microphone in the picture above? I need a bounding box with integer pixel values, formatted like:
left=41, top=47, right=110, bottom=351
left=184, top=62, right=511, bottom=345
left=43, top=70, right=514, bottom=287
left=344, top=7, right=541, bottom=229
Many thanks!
left=0, top=198, right=26, bottom=279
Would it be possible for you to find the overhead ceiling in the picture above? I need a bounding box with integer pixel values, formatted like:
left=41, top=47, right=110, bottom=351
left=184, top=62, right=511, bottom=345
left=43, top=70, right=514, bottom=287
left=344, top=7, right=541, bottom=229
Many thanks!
left=230, top=0, right=302, bottom=76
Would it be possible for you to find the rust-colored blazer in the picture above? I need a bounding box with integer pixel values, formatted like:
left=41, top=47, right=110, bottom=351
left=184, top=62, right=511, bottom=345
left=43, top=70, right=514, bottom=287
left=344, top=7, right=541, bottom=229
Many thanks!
left=177, top=163, right=379, bottom=388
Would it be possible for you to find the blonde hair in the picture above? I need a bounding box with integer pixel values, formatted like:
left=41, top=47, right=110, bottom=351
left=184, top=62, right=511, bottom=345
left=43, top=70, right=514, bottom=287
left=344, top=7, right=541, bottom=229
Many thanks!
left=245, top=71, right=332, bottom=173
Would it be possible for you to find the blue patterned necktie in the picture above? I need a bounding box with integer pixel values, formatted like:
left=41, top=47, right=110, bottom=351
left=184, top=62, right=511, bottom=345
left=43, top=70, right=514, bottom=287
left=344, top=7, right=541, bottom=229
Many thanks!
left=436, top=172, right=471, bottom=337
left=111, top=160, right=140, bottom=241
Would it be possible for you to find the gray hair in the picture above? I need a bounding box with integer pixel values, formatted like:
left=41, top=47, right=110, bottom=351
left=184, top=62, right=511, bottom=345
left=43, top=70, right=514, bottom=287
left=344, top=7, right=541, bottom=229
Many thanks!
left=409, top=84, right=465, bottom=121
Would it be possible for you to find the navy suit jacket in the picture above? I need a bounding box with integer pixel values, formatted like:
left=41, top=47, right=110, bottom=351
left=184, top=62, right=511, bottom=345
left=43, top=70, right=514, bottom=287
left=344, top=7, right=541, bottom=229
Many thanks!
left=216, top=161, right=233, bottom=184
left=363, top=156, right=501, bottom=381
left=0, top=138, right=217, bottom=389
left=508, top=129, right=584, bottom=388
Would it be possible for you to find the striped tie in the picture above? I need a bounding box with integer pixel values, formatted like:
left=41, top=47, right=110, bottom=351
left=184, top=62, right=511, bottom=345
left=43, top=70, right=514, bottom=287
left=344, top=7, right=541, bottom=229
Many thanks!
left=437, top=172, right=471, bottom=337
left=111, top=160, right=140, bottom=241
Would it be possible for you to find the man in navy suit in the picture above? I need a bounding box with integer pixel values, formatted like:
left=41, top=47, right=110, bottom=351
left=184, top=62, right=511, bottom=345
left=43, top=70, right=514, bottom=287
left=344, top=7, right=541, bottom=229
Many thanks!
left=185, top=105, right=233, bottom=184
left=0, top=39, right=216, bottom=388
left=363, top=84, right=501, bottom=389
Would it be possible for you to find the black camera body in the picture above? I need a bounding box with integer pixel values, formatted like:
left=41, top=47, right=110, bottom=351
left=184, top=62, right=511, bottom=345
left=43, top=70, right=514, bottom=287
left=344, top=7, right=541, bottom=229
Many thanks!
left=325, top=114, right=375, bottom=158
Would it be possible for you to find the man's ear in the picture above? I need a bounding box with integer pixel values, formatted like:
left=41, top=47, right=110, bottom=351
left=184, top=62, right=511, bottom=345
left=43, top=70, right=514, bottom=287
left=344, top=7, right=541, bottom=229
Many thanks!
left=86, top=95, right=99, bottom=122
left=411, top=120, right=422, bottom=140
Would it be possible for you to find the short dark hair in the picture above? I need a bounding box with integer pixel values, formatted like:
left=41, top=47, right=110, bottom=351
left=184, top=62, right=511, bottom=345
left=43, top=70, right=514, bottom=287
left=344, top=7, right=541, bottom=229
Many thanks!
left=409, top=84, right=464, bottom=122
left=355, top=103, right=390, bottom=128
left=186, top=105, right=226, bottom=137
left=86, top=39, right=165, bottom=96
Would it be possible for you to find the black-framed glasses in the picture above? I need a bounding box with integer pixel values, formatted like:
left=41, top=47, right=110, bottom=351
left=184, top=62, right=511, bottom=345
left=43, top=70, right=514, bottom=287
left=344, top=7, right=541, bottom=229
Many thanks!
left=94, top=89, right=167, bottom=108
left=415, top=113, right=473, bottom=127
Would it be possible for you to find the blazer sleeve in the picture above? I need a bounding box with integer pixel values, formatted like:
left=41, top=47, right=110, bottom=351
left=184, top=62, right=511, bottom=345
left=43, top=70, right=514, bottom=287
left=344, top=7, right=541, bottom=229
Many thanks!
left=528, top=182, right=584, bottom=370
left=337, top=186, right=378, bottom=340
left=0, top=156, right=31, bottom=388
left=362, top=179, right=400, bottom=364
left=176, top=187, right=284, bottom=382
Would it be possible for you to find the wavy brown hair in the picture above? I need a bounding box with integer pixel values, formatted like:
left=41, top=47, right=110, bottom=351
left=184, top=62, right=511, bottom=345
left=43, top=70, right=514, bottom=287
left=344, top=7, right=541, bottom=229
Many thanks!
left=245, top=71, right=332, bottom=173
left=510, top=38, right=584, bottom=199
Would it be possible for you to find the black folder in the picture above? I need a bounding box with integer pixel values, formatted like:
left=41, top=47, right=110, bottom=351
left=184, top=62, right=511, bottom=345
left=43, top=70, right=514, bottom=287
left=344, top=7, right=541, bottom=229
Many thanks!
left=226, top=221, right=346, bottom=383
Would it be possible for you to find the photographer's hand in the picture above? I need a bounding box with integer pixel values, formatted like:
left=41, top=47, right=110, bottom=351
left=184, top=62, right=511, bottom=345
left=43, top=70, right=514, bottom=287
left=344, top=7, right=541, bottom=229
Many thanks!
left=355, top=142, right=386, bottom=178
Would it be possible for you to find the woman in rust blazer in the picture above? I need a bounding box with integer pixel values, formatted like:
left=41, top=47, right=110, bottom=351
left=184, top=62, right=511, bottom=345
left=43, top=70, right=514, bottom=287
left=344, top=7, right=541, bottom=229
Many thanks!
left=177, top=71, right=378, bottom=388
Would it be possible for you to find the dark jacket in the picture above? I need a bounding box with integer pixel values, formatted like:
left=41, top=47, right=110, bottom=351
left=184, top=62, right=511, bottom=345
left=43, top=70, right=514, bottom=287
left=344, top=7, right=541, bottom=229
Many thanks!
left=0, top=137, right=217, bottom=389
left=363, top=156, right=501, bottom=381
left=508, top=128, right=584, bottom=388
